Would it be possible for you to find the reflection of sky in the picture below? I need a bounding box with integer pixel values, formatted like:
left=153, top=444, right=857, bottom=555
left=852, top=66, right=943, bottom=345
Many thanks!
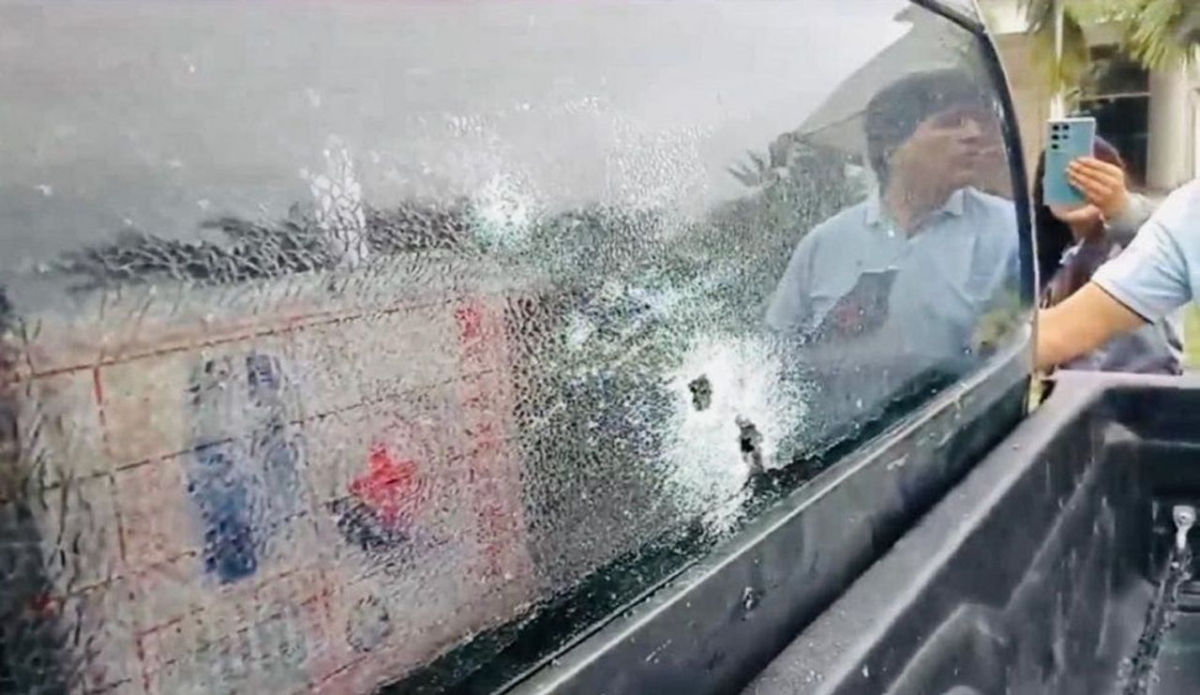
left=0, top=0, right=911, bottom=280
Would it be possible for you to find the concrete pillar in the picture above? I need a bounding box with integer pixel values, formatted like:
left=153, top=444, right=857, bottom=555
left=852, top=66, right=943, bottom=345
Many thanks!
left=1147, top=66, right=1192, bottom=192
left=1050, top=0, right=1066, bottom=120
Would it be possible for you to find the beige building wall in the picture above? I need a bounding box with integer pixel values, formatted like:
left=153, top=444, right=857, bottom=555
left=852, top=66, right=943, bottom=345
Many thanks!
left=992, top=33, right=1053, bottom=187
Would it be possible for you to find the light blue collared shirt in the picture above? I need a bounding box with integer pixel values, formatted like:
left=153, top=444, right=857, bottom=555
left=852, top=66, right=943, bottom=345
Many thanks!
left=1093, top=180, right=1200, bottom=325
left=766, top=187, right=1020, bottom=363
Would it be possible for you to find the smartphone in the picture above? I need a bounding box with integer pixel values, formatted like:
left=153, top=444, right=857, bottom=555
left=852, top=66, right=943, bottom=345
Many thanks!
left=1044, top=116, right=1097, bottom=206
left=814, top=268, right=898, bottom=340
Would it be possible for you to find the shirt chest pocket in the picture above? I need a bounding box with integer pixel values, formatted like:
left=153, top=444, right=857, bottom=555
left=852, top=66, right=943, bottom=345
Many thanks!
left=807, top=268, right=899, bottom=339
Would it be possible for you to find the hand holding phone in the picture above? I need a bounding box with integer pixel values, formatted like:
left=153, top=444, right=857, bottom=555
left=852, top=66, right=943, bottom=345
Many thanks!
left=1044, top=117, right=1097, bottom=206
left=1066, top=157, right=1131, bottom=219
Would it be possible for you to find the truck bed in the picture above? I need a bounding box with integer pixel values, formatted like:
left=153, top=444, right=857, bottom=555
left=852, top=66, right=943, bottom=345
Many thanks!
left=746, top=373, right=1200, bottom=695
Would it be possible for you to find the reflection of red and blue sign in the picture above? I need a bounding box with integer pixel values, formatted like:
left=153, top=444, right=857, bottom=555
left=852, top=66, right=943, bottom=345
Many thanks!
left=331, top=437, right=427, bottom=554
left=350, top=444, right=421, bottom=528
left=185, top=351, right=302, bottom=584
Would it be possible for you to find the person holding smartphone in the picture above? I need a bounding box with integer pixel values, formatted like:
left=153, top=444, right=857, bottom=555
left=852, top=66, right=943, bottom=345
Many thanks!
left=1037, top=174, right=1200, bottom=372
left=1035, top=138, right=1181, bottom=374
left=1063, top=156, right=1157, bottom=243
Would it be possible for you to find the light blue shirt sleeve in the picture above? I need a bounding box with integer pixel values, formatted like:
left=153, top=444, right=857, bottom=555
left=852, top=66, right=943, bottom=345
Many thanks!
left=1092, top=203, right=1194, bottom=322
left=766, top=233, right=818, bottom=333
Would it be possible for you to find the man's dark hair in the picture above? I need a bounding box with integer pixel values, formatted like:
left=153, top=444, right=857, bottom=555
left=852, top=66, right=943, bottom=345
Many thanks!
left=864, top=69, right=991, bottom=183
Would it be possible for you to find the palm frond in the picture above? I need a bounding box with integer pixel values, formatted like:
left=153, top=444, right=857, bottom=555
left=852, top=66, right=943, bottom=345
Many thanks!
left=1125, top=0, right=1200, bottom=71
left=1022, top=0, right=1200, bottom=75
left=727, top=149, right=774, bottom=188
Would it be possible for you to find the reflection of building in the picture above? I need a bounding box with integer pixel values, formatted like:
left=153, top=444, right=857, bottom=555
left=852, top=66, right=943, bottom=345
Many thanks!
left=983, top=0, right=1198, bottom=192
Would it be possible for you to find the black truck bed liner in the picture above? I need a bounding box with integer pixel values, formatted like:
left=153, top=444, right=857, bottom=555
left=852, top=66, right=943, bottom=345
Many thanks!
left=746, top=373, right=1200, bottom=695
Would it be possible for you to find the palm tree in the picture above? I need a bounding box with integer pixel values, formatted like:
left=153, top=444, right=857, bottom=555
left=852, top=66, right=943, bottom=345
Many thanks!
left=1125, top=0, right=1200, bottom=70
left=1017, top=0, right=1092, bottom=95
left=1015, top=0, right=1200, bottom=80
left=1008, top=0, right=1200, bottom=188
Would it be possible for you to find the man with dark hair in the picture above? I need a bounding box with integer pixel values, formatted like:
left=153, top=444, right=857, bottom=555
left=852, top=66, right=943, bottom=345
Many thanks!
left=766, top=69, right=1019, bottom=422
left=864, top=69, right=993, bottom=195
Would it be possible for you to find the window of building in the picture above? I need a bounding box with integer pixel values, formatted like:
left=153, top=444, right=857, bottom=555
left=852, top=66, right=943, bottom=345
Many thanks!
left=1079, top=45, right=1152, bottom=184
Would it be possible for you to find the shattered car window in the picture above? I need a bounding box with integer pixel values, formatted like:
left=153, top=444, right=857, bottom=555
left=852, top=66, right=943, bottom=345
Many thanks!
left=0, top=1, right=1027, bottom=693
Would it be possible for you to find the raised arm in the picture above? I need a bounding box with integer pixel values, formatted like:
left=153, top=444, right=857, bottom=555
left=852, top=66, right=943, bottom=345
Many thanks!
left=1037, top=197, right=1195, bottom=370
left=1036, top=283, right=1145, bottom=371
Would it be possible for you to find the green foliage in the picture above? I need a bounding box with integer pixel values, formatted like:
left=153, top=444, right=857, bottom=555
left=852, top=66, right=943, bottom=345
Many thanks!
left=1028, top=4, right=1092, bottom=94
left=1126, top=0, right=1200, bottom=70
left=1016, top=0, right=1200, bottom=83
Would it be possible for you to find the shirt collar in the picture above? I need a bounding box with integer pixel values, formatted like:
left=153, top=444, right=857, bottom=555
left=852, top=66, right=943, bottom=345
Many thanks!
left=864, top=187, right=969, bottom=229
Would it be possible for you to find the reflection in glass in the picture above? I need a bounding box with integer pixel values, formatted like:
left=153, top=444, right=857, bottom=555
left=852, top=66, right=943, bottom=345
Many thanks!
left=766, top=68, right=1020, bottom=445
left=0, top=2, right=1027, bottom=693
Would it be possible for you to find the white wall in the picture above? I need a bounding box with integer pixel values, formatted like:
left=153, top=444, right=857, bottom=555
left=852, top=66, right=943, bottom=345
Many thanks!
left=1148, top=67, right=1194, bottom=191
left=1192, top=90, right=1200, bottom=182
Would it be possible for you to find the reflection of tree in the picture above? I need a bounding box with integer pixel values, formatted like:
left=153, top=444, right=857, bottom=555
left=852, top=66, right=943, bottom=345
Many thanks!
left=54, top=201, right=470, bottom=292
left=1019, top=0, right=1200, bottom=90
left=55, top=131, right=861, bottom=308
left=525, top=206, right=668, bottom=281
left=727, top=150, right=774, bottom=188
left=707, top=136, right=866, bottom=329
left=726, top=132, right=821, bottom=189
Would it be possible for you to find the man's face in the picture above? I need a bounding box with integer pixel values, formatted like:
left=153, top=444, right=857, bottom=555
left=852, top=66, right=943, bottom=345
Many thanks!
left=888, top=104, right=1005, bottom=201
